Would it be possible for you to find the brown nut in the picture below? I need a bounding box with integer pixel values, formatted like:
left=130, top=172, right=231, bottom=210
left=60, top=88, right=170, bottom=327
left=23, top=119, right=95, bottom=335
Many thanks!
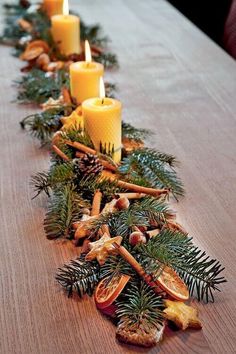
left=45, top=62, right=58, bottom=72
left=115, top=197, right=130, bottom=210
left=45, top=61, right=64, bottom=72
left=81, top=208, right=91, bottom=216
left=129, top=231, right=146, bottom=246
left=36, top=53, right=50, bottom=68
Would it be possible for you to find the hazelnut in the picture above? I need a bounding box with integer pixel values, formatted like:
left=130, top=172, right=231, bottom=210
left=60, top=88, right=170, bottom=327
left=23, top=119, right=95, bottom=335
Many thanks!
left=81, top=208, right=91, bottom=216
left=115, top=197, right=130, bottom=210
left=136, top=225, right=147, bottom=233
left=129, top=231, right=146, bottom=246
left=45, top=62, right=58, bottom=72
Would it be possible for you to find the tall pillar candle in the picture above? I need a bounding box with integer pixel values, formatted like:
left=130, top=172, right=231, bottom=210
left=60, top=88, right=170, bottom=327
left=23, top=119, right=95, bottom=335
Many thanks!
left=51, top=0, right=80, bottom=56
left=82, top=83, right=122, bottom=163
left=43, top=0, right=63, bottom=17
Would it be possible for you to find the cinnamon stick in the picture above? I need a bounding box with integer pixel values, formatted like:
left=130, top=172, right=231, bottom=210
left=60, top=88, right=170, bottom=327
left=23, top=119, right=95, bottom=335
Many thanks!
left=116, top=192, right=147, bottom=200
left=66, top=140, right=96, bottom=155
left=113, top=243, right=160, bottom=295
left=102, top=171, right=168, bottom=197
left=61, top=86, right=72, bottom=104
left=91, top=190, right=102, bottom=216
left=52, top=144, right=70, bottom=161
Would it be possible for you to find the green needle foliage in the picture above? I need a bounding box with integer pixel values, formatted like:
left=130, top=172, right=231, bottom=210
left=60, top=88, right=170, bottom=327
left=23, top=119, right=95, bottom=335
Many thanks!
left=56, top=256, right=100, bottom=297
left=31, top=162, right=75, bottom=198
left=20, top=106, right=65, bottom=144
left=92, top=197, right=173, bottom=240
left=116, top=281, right=164, bottom=330
left=137, top=229, right=226, bottom=302
left=95, top=52, right=118, bottom=69
left=100, top=255, right=135, bottom=279
left=122, top=122, right=151, bottom=142
left=16, top=69, right=69, bottom=104
left=44, top=184, right=87, bottom=239
left=119, top=148, right=184, bottom=199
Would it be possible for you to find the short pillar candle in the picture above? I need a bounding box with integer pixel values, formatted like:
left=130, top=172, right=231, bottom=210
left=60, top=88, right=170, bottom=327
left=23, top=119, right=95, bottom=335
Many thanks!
left=69, top=40, right=104, bottom=104
left=51, top=0, right=80, bottom=56
left=82, top=79, right=122, bottom=163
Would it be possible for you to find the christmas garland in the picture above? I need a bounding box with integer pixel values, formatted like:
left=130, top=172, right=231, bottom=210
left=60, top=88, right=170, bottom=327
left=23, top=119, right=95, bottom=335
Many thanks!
left=1, top=0, right=226, bottom=349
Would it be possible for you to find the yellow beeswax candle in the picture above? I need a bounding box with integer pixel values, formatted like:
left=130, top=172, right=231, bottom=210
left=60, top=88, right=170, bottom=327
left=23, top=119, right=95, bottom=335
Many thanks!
left=82, top=78, right=122, bottom=163
left=70, top=40, right=104, bottom=104
left=43, top=0, right=63, bottom=17
left=51, top=0, right=80, bottom=56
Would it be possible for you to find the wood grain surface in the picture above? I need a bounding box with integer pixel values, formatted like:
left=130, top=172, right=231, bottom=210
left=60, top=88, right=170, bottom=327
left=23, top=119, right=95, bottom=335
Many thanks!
left=0, top=0, right=236, bottom=353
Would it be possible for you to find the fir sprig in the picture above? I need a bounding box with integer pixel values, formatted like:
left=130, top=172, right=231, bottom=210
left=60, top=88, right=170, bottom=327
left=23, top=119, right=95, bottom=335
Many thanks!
left=122, top=122, right=151, bottom=142
left=92, top=198, right=173, bottom=239
left=138, top=230, right=226, bottom=302
left=31, top=162, right=75, bottom=198
left=16, top=69, right=69, bottom=104
left=56, top=255, right=100, bottom=297
left=20, top=106, right=64, bottom=143
left=116, top=281, right=164, bottom=330
left=119, top=148, right=184, bottom=198
left=44, top=184, right=88, bottom=239
left=100, top=255, right=135, bottom=279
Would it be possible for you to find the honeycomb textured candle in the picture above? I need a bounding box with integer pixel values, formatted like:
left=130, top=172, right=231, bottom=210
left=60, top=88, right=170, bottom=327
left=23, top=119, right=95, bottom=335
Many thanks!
left=51, top=14, right=80, bottom=56
left=43, top=0, right=63, bottom=17
left=70, top=62, right=104, bottom=104
left=82, top=98, right=122, bottom=163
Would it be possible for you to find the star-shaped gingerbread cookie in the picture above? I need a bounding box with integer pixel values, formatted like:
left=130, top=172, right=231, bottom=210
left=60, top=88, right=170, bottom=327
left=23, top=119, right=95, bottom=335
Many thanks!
left=85, top=233, right=122, bottom=265
left=60, top=107, right=84, bottom=131
left=164, top=300, right=202, bottom=330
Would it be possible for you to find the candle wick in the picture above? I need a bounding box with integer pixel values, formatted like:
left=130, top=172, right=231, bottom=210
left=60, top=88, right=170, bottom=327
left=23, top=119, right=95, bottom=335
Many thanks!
left=86, top=62, right=90, bottom=68
left=101, top=98, right=104, bottom=104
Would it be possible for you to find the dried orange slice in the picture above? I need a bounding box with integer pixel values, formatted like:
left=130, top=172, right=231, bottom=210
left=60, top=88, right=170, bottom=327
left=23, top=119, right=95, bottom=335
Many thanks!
left=95, top=274, right=130, bottom=309
left=155, top=266, right=189, bottom=301
left=27, top=40, right=49, bottom=53
left=21, top=47, right=44, bottom=61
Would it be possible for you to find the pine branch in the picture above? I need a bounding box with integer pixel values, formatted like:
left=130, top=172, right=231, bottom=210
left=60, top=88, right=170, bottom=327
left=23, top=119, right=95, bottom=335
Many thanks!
left=92, top=198, right=173, bottom=239
left=118, top=148, right=184, bottom=199
left=116, top=280, right=164, bottom=330
left=44, top=184, right=87, bottom=239
left=173, top=248, right=226, bottom=303
left=79, top=19, right=109, bottom=47
left=137, top=229, right=226, bottom=302
left=122, top=122, right=152, bottom=142
left=131, top=197, right=174, bottom=225
left=31, top=162, right=75, bottom=198
left=60, top=128, right=94, bottom=148
left=76, top=174, right=123, bottom=205
left=20, top=107, right=64, bottom=144
left=16, top=69, right=69, bottom=104
left=56, top=255, right=100, bottom=297
left=100, top=255, right=135, bottom=279
left=95, top=52, right=118, bottom=69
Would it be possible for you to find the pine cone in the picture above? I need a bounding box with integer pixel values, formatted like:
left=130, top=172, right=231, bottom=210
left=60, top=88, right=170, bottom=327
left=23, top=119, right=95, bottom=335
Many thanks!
left=73, top=154, right=103, bottom=177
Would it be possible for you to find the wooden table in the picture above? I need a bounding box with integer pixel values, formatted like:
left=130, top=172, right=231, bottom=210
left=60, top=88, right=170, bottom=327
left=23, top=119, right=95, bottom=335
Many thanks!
left=0, top=0, right=236, bottom=353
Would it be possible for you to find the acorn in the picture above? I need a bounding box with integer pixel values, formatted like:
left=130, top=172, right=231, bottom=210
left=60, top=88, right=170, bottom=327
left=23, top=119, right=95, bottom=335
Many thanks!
left=129, top=231, right=146, bottom=246
left=115, top=197, right=130, bottom=210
